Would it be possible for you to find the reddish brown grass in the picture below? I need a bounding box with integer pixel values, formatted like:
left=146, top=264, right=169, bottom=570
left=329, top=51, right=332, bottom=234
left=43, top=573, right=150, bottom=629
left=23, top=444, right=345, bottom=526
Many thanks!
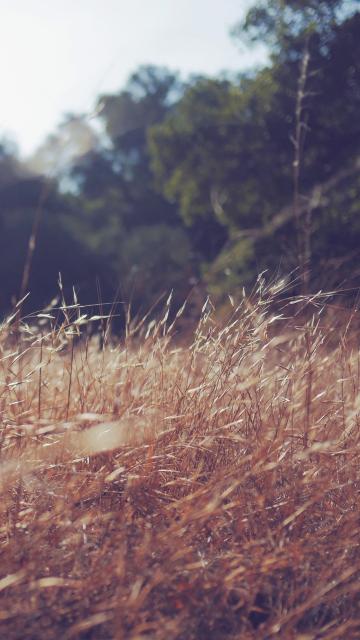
left=0, top=287, right=360, bottom=639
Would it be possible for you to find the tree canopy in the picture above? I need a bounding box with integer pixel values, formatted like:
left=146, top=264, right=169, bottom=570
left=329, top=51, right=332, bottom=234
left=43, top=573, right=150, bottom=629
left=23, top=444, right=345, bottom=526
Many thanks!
left=0, top=3, right=359, bottom=320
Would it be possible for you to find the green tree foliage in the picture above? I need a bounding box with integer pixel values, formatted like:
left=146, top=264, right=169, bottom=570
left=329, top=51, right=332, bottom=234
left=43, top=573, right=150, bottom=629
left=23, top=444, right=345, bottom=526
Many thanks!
left=68, top=66, right=194, bottom=312
left=149, top=3, right=360, bottom=301
left=0, top=174, right=101, bottom=314
left=233, top=0, right=357, bottom=52
left=117, top=224, right=193, bottom=308
left=149, top=72, right=292, bottom=230
left=28, top=114, right=99, bottom=178
left=0, top=4, right=359, bottom=320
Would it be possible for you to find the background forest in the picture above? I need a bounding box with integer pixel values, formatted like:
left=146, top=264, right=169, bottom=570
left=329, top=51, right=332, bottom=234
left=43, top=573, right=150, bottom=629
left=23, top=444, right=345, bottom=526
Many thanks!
left=1, top=0, right=359, bottom=321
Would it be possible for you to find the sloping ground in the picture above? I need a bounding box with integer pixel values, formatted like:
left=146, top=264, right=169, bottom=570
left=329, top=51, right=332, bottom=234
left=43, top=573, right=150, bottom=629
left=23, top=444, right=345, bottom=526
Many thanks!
left=0, top=290, right=360, bottom=639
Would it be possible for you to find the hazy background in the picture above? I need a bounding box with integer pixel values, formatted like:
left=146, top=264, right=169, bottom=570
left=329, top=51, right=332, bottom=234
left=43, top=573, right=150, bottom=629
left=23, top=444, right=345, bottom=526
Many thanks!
left=1, top=0, right=266, bottom=156
left=0, top=0, right=359, bottom=325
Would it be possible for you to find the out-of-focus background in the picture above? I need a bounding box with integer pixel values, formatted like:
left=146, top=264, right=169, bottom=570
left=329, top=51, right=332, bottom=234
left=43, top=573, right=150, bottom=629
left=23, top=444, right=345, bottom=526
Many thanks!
left=0, top=0, right=359, bottom=320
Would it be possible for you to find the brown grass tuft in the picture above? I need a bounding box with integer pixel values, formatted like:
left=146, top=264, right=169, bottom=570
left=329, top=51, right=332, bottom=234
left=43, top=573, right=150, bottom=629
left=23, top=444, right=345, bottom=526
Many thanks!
left=0, top=286, right=360, bottom=639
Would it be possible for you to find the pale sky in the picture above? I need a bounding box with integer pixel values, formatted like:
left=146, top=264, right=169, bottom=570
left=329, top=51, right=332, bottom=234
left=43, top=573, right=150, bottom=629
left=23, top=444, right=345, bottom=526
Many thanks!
left=0, top=0, right=267, bottom=158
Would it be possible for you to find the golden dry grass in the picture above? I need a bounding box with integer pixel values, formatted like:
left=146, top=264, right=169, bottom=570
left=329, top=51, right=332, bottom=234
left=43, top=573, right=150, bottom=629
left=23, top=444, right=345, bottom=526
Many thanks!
left=0, top=286, right=360, bottom=639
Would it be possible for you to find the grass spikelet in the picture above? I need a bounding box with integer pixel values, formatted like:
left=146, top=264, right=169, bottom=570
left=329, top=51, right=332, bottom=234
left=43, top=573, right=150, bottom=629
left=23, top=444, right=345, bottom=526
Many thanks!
left=0, top=284, right=360, bottom=638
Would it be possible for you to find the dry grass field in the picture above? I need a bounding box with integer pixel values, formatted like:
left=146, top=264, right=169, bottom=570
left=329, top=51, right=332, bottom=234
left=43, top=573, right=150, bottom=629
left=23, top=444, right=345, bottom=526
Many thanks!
left=1, top=283, right=360, bottom=639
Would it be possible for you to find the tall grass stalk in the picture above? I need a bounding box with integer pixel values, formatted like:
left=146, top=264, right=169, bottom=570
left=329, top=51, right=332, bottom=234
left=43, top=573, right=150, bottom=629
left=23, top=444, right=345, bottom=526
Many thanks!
left=0, top=284, right=359, bottom=638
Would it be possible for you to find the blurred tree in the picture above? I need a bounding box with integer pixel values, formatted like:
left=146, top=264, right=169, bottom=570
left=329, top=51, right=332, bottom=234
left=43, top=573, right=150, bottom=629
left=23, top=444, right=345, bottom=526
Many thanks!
left=28, top=114, right=100, bottom=178
left=92, top=65, right=183, bottom=227
left=149, top=5, right=360, bottom=300
left=232, top=0, right=357, bottom=54
left=149, top=73, right=290, bottom=231
left=0, top=172, right=102, bottom=314
left=0, top=68, right=197, bottom=319
left=117, top=224, right=194, bottom=310
left=0, top=139, right=25, bottom=187
left=1, top=12, right=359, bottom=320
left=68, top=66, right=197, bottom=312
